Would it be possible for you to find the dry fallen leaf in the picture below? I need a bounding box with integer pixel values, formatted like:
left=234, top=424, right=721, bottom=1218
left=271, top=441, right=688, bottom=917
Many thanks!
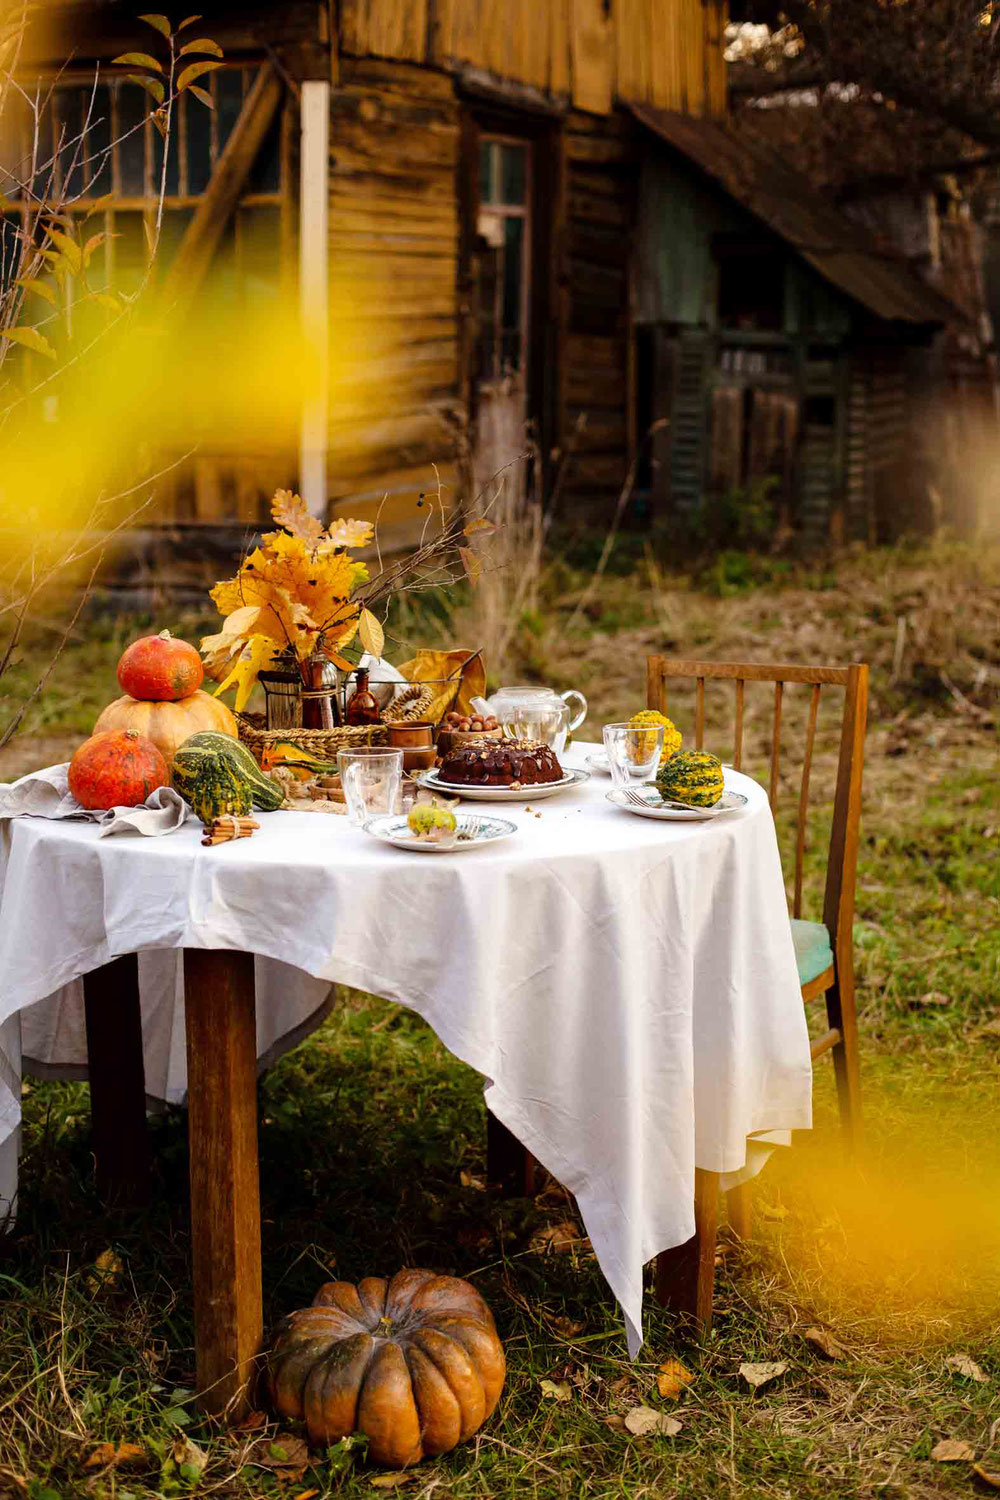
left=604, top=1415, right=627, bottom=1433
left=86, top=1248, right=123, bottom=1293
left=804, top=1327, right=846, bottom=1361
left=761, top=1204, right=788, bottom=1222
left=539, top=1378, right=572, bottom=1403
left=915, top=991, right=952, bottom=1007
left=459, top=1169, right=487, bottom=1191
left=172, top=1436, right=208, bottom=1475
left=530, top=1220, right=592, bottom=1255
left=946, top=1353, right=989, bottom=1383
left=931, top=1438, right=976, bottom=1462
left=83, top=1442, right=145, bottom=1470
left=548, top=1314, right=587, bottom=1339
left=294, top=1492, right=321, bottom=1500
left=370, top=1475, right=415, bottom=1490
left=656, top=1359, right=695, bottom=1399
left=740, top=1361, right=789, bottom=1390
left=973, top=1465, right=1000, bottom=1490
left=233, top=1409, right=269, bottom=1432
left=253, top=1433, right=311, bottom=1471
left=624, top=1406, right=682, bottom=1438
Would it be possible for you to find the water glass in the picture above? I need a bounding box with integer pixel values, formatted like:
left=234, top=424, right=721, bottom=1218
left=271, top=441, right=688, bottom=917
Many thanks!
left=509, top=704, right=568, bottom=754
left=337, top=748, right=404, bottom=826
left=603, top=722, right=664, bottom=787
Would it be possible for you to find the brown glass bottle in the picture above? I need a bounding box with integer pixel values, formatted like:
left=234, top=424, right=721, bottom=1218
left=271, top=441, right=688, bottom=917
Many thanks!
left=345, top=665, right=381, bottom=726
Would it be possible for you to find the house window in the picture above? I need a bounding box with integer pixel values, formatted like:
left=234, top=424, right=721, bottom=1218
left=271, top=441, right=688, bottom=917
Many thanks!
left=476, top=137, right=531, bottom=381
left=0, top=67, right=287, bottom=302
left=717, top=243, right=786, bottom=333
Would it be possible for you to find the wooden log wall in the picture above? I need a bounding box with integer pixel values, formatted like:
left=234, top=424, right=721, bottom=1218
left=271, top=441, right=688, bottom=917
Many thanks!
left=339, top=0, right=728, bottom=117
left=560, top=112, right=639, bottom=512
left=326, top=58, right=462, bottom=536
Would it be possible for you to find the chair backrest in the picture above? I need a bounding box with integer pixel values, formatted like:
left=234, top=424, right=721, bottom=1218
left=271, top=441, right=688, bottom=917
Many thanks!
left=646, top=657, right=868, bottom=961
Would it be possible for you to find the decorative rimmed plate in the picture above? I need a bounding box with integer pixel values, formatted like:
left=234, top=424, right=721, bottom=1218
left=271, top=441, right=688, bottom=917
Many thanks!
left=584, top=751, right=611, bottom=774
left=413, top=767, right=590, bottom=802
left=362, top=812, right=518, bottom=851
left=606, top=787, right=748, bottom=821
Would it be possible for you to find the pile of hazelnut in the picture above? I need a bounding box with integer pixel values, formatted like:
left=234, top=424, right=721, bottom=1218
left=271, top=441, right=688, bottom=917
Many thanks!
left=444, top=708, right=499, bottom=733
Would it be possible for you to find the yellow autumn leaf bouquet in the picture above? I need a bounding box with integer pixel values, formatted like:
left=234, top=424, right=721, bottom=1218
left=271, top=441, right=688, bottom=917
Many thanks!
left=202, top=489, right=386, bottom=712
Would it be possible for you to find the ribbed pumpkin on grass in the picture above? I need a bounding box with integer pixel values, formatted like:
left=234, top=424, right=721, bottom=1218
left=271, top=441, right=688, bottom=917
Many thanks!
left=172, top=730, right=284, bottom=823
left=68, top=729, right=169, bottom=810
left=266, top=1270, right=506, bottom=1468
left=656, top=749, right=725, bottom=807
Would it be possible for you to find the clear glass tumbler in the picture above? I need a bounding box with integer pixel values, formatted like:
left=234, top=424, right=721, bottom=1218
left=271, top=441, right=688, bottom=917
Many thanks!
left=337, top=748, right=404, bottom=826
left=602, top=722, right=664, bottom=787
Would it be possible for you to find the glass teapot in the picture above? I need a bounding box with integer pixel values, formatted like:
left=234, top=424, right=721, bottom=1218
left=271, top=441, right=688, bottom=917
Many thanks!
left=482, top=685, right=588, bottom=756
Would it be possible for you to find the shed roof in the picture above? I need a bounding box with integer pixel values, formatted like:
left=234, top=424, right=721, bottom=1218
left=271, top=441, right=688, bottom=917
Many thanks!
left=631, top=104, right=964, bottom=328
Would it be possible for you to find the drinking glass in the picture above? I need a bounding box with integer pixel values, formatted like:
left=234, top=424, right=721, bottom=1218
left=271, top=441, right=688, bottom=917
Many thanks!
left=337, top=748, right=404, bottom=826
left=510, top=703, right=567, bottom=752
left=602, top=722, right=664, bottom=787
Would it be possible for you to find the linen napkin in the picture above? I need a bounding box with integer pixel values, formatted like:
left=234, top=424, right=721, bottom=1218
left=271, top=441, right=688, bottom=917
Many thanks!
left=0, top=763, right=192, bottom=836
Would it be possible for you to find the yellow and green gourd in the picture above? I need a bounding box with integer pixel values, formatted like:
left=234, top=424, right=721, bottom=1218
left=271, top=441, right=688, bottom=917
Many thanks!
left=172, top=730, right=284, bottom=822
left=407, top=802, right=457, bottom=842
left=627, top=709, right=682, bottom=764
left=656, top=749, right=725, bottom=807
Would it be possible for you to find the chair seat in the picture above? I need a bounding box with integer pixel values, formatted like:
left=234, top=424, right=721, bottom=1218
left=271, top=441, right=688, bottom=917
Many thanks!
left=791, top=919, right=834, bottom=988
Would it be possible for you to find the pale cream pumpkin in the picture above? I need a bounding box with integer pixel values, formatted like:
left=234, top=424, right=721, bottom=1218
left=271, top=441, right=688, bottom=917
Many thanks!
left=93, top=690, right=237, bottom=768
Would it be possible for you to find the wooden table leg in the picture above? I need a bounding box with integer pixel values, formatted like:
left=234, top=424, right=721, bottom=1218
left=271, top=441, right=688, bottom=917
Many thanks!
left=655, top=1168, right=719, bottom=1337
left=487, top=1110, right=537, bottom=1197
left=184, top=949, right=262, bottom=1418
left=83, top=955, right=151, bottom=1206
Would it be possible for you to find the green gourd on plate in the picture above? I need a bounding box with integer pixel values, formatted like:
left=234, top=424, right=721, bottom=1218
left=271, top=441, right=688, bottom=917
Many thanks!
left=655, top=749, right=725, bottom=807
left=172, top=730, right=284, bottom=822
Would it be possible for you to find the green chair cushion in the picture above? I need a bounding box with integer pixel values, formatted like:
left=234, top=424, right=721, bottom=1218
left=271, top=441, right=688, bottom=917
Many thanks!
left=791, top=918, right=834, bottom=988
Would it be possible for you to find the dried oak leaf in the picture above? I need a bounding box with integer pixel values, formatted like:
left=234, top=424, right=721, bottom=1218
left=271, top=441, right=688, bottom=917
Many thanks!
left=946, top=1353, right=989, bottom=1383
left=803, top=1327, right=846, bottom=1361
left=83, top=1442, right=145, bottom=1470
left=530, top=1219, right=591, bottom=1254
left=624, top=1406, right=682, bottom=1438
left=914, top=991, right=952, bottom=1008
left=459, top=1169, right=487, bottom=1192
left=172, top=1436, right=208, bottom=1476
left=370, top=1475, right=414, bottom=1490
left=930, top=1438, right=976, bottom=1462
left=232, top=1409, right=268, bottom=1432
left=739, top=1361, right=789, bottom=1390
left=761, top=1204, right=789, bottom=1222
left=973, top=1465, right=1000, bottom=1490
left=271, top=488, right=325, bottom=542
left=86, top=1248, right=123, bottom=1294
left=548, top=1314, right=587, bottom=1339
left=539, top=1378, right=572, bottom=1403
left=656, top=1359, right=695, bottom=1399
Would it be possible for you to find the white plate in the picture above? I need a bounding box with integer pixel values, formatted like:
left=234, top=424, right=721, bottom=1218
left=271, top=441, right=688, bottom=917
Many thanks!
left=585, top=752, right=611, bottom=774
left=606, top=787, right=748, bottom=821
left=414, top=766, right=590, bottom=802
left=363, top=812, right=518, bottom=851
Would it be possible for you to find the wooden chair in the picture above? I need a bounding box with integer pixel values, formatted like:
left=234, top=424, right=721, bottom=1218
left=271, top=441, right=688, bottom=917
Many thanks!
left=648, top=656, right=868, bottom=1335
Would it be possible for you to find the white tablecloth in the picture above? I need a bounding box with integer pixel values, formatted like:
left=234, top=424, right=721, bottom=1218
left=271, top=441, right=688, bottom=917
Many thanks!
left=0, top=742, right=812, bottom=1354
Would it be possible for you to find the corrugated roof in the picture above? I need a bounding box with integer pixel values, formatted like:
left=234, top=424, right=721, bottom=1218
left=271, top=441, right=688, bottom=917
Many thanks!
left=631, top=104, right=965, bottom=328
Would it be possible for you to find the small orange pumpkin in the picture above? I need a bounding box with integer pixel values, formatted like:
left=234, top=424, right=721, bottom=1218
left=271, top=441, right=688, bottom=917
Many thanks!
left=266, top=1270, right=506, bottom=1468
left=117, top=629, right=204, bottom=701
left=93, top=689, right=237, bottom=769
left=68, top=728, right=169, bottom=810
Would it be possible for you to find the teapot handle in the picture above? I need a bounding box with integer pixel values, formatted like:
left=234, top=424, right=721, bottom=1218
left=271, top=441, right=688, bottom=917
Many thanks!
left=560, top=689, right=588, bottom=732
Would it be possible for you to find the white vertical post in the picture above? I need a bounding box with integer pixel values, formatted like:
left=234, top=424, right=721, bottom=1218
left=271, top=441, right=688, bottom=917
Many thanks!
left=299, top=79, right=331, bottom=519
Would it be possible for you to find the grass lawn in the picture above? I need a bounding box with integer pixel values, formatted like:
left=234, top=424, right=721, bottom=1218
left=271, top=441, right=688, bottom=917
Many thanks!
left=0, top=539, right=997, bottom=1499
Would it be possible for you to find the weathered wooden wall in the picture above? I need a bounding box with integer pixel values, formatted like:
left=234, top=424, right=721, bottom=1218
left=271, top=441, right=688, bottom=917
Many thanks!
left=325, top=59, right=461, bottom=535
left=560, top=112, right=638, bottom=510
left=339, top=0, right=727, bottom=116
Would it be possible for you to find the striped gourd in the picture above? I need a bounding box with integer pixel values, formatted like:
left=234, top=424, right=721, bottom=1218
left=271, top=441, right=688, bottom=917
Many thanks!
left=172, top=730, right=284, bottom=822
left=656, top=749, right=724, bottom=807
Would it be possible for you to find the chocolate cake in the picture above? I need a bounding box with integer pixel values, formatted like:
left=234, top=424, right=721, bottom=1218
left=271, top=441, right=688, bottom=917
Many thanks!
left=438, top=736, right=564, bottom=788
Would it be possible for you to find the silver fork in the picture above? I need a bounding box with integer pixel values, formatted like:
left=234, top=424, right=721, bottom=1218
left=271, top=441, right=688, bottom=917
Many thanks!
left=623, top=785, right=706, bottom=813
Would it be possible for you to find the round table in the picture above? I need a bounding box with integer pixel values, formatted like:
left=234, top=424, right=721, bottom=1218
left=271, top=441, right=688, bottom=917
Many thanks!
left=0, top=742, right=812, bottom=1408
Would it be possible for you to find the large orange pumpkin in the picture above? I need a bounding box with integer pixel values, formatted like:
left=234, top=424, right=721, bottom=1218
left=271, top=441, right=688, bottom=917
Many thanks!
left=266, top=1270, right=506, bottom=1468
left=68, top=728, right=169, bottom=810
left=93, top=689, right=237, bottom=767
left=117, top=629, right=204, bottom=701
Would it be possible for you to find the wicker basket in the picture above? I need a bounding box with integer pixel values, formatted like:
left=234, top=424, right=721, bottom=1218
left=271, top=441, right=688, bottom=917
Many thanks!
left=237, top=713, right=388, bottom=765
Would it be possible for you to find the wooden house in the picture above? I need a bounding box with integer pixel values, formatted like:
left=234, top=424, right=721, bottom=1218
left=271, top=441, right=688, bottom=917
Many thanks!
left=10, top=0, right=977, bottom=583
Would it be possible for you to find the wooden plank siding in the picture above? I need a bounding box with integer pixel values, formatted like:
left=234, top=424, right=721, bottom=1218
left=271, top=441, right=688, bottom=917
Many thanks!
left=338, top=0, right=726, bottom=117
left=325, top=58, right=462, bottom=534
